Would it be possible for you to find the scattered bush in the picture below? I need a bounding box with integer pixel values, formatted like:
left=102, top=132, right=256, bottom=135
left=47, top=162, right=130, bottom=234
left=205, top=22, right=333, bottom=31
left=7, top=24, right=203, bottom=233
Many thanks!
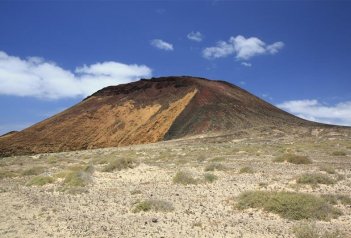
left=63, top=171, right=90, bottom=187
left=293, top=223, right=344, bottom=238
left=239, top=166, right=254, bottom=174
left=21, top=166, right=45, bottom=176
left=55, top=164, right=94, bottom=189
left=204, top=163, right=226, bottom=172
left=297, top=173, right=336, bottom=185
left=321, top=194, right=351, bottom=206
left=173, top=171, right=197, bottom=185
left=102, top=158, right=137, bottom=172
left=236, top=191, right=341, bottom=220
left=204, top=173, right=218, bottom=183
left=273, top=154, right=312, bottom=164
left=332, top=151, right=347, bottom=156
left=27, top=176, right=55, bottom=186
left=319, top=165, right=336, bottom=174
left=133, top=199, right=174, bottom=213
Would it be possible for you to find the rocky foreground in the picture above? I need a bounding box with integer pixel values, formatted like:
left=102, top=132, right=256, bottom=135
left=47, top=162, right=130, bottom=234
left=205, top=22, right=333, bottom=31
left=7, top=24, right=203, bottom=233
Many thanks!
left=0, top=127, right=351, bottom=237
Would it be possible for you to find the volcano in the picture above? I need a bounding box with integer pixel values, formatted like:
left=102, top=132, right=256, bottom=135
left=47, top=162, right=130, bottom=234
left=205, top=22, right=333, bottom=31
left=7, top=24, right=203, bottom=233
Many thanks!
left=0, top=76, right=321, bottom=156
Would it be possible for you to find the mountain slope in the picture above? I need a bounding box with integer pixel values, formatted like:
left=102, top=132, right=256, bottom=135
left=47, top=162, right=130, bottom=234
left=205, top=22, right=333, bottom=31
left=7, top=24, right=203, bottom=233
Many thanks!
left=0, top=76, right=320, bottom=156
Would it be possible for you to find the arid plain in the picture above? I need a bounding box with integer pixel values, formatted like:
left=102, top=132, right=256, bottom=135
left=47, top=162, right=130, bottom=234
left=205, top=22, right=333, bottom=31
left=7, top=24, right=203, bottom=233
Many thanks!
left=1, top=126, right=350, bottom=238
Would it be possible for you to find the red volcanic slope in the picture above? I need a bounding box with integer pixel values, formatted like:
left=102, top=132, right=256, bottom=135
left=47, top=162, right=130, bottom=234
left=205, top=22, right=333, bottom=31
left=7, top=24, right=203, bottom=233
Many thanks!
left=0, top=76, right=317, bottom=156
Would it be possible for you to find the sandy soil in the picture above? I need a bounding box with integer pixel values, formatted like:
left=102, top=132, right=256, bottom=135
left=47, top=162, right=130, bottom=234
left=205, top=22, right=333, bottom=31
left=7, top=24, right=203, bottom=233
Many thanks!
left=0, top=128, right=351, bottom=237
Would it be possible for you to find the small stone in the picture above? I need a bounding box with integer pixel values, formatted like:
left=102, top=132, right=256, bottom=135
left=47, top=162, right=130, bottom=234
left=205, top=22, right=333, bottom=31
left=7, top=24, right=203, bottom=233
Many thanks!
left=151, top=218, right=158, bottom=223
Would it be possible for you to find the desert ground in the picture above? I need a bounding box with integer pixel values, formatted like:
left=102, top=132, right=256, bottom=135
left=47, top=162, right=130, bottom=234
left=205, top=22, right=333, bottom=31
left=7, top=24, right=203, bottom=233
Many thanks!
left=0, top=126, right=350, bottom=238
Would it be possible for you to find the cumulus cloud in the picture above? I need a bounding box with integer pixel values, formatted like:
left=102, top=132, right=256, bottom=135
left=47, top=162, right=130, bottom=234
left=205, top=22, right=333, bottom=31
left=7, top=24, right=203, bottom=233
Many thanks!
left=0, top=51, right=152, bottom=99
left=202, top=35, right=284, bottom=61
left=150, top=39, right=174, bottom=51
left=187, top=31, right=203, bottom=42
left=277, top=99, right=351, bottom=126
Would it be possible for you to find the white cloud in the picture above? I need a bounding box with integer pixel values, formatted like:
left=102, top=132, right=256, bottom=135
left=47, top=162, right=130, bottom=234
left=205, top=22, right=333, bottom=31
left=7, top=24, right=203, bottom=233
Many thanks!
left=202, top=35, right=284, bottom=61
left=202, top=40, right=234, bottom=59
left=241, top=62, right=252, bottom=67
left=277, top=99, right=351, bottom=126
left=187, top=31, right=203, bottom=42
left=0, top=51, right=152, bottom=99
left=150, top=39, right=174, bottom=51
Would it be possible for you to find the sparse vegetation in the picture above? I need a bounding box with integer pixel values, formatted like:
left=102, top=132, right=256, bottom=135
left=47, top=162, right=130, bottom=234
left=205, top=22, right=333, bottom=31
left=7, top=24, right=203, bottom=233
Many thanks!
left=319, top=165, right=336, bottom=174
left=26, top=176, right=55, bottom=186
left=273, top=154, right=312, bottom=164
left=102, top=157, right=137, bottom=172
left=297, top=173, right=336, bottom=185
left=332, top=151, right=347, bottom=156
left=204, top=163, right=226, bottom=172
left=258, top=182, right=268, bottom=188
left=173, top=170, right=197, bottom=185
left=210, top=157, right=225, bottom=162
left=55, top=165, right=94, bottom=190
left=239, top=166, right=254, bottom=174
left=130, top=189, right=142, bottom=195
left=293, top=223, right=344, bottom=238
left=236, top=191, right=341, bottom=220
left=0, top=169, right=17, bottom=179
left=321, top=194, right=351, bottom=206
left=63, top=171, right=90, bottom=187
left=132, top=199, right=174, bottom=213
left=204, top=173, right=217, bottom=183
left=21, top=166, right=45, bottom=176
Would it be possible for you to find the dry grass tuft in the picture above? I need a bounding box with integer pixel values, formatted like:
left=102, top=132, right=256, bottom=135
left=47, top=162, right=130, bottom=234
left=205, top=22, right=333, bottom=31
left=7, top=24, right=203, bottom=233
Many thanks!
left=331, top=151, right=347, bottom=156
left=319, top=165, right=336, bottom=174
left=26, top=176, right=55, bottom=186
left=273, top=154, right=312, bottom=164
left=204, top=163, right=226, bottom=172
left=239, top=166, right=254, bottom=174
left=102, top=158, right=137, bottom=172
left=293, top=223, right=344, bottom=238
left=173, top=170, right=198, bottom=185
left=204, top=173, right=218, bottom=183
left=21, top=166, right=45, bottom=176
left=132, top=199, right=174, bottom=213
left=236, top=191, right=341, bottom=220
left=297, top=173, right=336, bottom=185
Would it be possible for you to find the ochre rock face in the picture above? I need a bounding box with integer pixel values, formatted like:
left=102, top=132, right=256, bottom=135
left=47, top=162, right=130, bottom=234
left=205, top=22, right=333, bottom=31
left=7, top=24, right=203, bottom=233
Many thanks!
left=0, top=76, right=315, bottom=156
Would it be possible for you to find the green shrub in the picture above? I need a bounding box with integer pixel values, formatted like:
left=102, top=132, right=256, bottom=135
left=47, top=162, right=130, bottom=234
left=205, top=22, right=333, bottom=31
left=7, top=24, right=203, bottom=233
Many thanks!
left=297, top=173, right=336, bottom=185
left=133, top=199, right=174, bottom=213
left=204, top=173, right=218, bottom=183
left=173, top=171, right=197, bottom=185
left=273, top=154, right=312, bottom=164
left=102, top=158, right=137, bottom=172
left=236, top=191, right=341, bottom=220
left=332, top=151, right=347, bottom=156
left=27, top=176, right=54, bottom=186
left=204, top=163, right=226, bottom=172
left=239, top=166, right=254, bottom=174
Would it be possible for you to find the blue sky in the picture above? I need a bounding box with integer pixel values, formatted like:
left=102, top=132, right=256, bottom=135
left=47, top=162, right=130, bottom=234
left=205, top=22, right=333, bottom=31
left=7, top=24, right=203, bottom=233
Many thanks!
left=0, top=1, right=351, bottom=134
